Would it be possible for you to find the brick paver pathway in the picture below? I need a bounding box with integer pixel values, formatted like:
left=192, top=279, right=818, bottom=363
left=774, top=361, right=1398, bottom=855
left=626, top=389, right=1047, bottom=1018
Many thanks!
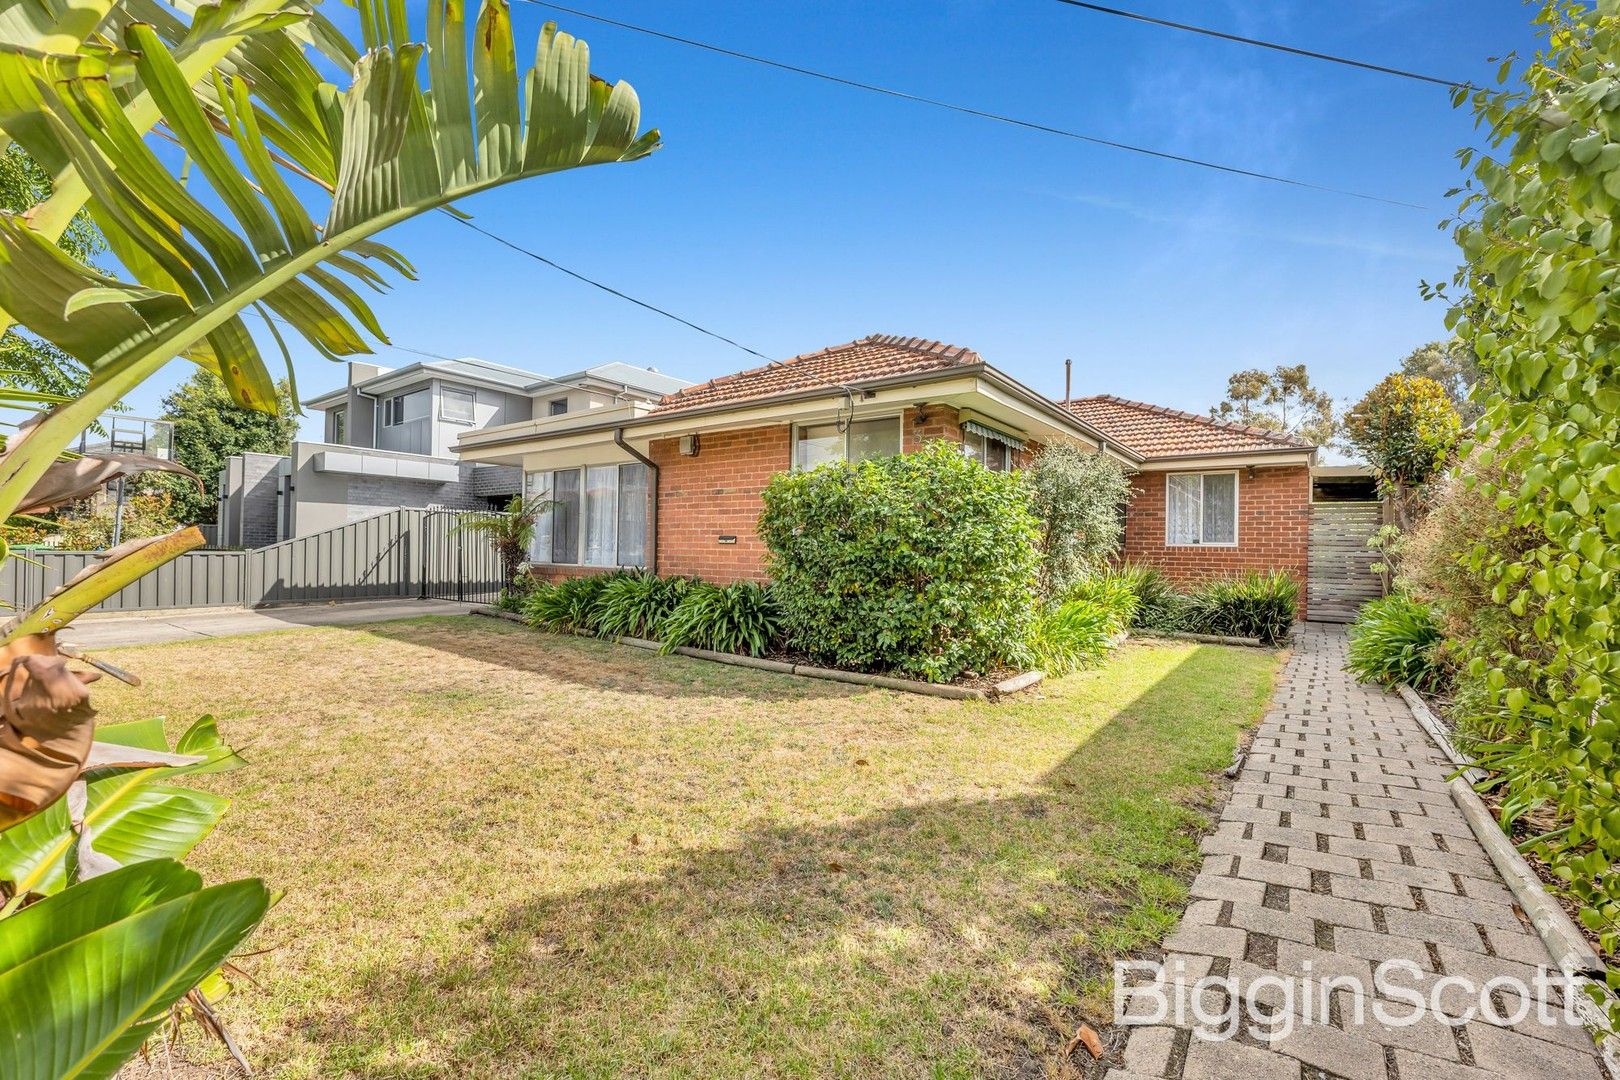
left=1112, top=625, right=1605, bottom=1080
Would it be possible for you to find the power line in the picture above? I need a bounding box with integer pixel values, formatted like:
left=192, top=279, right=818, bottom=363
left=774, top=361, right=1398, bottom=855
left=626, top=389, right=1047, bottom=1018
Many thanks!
left=517, top=0, right=1426, bottom=211
left=1049, top=0, right=1475, bottom=90
left=450, top=217, right=775, bottom=364
left=448, top=216, right=861, bottom=422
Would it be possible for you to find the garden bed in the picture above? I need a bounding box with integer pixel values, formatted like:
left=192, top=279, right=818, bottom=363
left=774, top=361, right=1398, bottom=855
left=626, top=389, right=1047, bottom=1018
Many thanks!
left=472, top=606, right=1044, bottom=701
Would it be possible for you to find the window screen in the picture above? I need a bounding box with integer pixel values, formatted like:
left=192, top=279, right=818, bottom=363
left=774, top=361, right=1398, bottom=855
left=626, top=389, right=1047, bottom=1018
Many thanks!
left=440, top=387, right=476, bottom=423
left=550, top=469, right=581, bottom=564
left=583, top=465, right=619, bottom=566
left=617, top=463, right=649, bottom=568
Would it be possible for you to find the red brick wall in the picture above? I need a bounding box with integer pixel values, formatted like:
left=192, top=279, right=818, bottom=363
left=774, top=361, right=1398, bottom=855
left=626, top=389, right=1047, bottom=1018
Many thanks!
left=1121, top=465, right=1312, bottom=617
left=903, top=405, right=961, bottom=451
left=647, top=425, right=789, bottom=582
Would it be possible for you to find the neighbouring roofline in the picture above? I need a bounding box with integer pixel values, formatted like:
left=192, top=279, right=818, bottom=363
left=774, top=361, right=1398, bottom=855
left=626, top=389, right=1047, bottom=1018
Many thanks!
left=453, top=361, right=1146, bottom=465
left=1061, top=393, right=1318, bottom=459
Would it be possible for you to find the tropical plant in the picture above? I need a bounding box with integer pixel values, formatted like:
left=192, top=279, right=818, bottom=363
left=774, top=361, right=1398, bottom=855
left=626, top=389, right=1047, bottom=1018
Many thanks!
left=1026, top=598, right=1127, bottom=677
left=1346, top=594, right=1449, bottom=693
left=759, top=440, right=1041, bottom=683
left=523, top=573, right=626, bottom=634
left=1343, top=374, right=1462, bottom=529
left=1180, top=571, right=1299, bottom=645
left=1024, top=441, right=1131, bottom=599
left=0, top=1, right=659, bottom=1072
left=657, top=580, right=780, bottom=657
left=593, top=571, right=691, bottom=640
left=1426, top=0, right=1620, bottom=972
left=1063, top=572, right=1139, bottom=629
left=456, top=494, right=544, bottom=590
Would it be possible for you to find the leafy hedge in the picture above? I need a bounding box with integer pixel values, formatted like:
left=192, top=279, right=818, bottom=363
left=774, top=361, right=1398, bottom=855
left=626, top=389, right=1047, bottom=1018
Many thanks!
left=758, top=440, right=1041, bottom=682
left=1427, top=2, right=1620, bottom=970
left=1347, top=595, right=1449, bottom=693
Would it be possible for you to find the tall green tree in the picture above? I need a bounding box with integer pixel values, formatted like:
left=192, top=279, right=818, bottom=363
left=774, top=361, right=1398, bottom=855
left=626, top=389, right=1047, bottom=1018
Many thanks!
left=1210, top=363, right=1338, bottom=447
left=1397, top=338, right=1490, bottom=423
left=1342, top=373, right=1462, bottom=529
left=156, top=370, right=297, bottom=524
left=1433, top=0, right=1620, bottom=991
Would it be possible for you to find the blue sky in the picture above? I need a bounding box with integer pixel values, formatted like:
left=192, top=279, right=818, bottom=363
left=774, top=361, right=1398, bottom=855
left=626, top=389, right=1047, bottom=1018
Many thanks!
left=120, top=1, right=1539, bottom=439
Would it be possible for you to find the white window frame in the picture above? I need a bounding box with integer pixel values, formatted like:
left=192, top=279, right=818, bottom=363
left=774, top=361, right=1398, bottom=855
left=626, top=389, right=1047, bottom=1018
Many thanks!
left=1164, top=470, right=1240, bottom=548
left=791, top=414, right=903, bottom=470
left=962, top=428, right=1013, bottom=471
left=329, top=406, right=346, bottom=445
left=524, top=463, right=650, bottom=568
left=439, top=386, right=476, bottom=425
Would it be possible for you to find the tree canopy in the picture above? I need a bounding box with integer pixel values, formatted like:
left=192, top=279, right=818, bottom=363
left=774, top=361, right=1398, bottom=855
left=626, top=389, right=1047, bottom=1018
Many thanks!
left=1342, top=373, right=1461, bottom=528
left=1397, top=339, right=1489, bottom=423
left=1210, top=363, right=1338, bottom=447
left=155, top=370, right=299, bottom=525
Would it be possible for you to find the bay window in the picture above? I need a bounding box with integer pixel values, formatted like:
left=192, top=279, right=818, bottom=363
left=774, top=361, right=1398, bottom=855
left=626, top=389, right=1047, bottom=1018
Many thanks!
left=793, top=416, right=901, bottom=469
left=1166, top=472, right=1238, bottom=546
left=525, top=463, right=649, bottom=567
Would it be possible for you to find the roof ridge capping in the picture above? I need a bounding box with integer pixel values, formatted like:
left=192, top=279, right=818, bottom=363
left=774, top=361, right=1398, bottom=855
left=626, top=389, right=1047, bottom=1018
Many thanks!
left=863, top=333, right=982, bottom=365
left=1070, top=393, right=1313, bottom=449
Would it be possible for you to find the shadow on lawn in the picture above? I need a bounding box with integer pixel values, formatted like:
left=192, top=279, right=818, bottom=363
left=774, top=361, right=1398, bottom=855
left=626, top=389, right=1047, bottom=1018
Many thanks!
left=289, top=646, right=1250, bottom=1077
left=361, top=615, right=867, bottom=703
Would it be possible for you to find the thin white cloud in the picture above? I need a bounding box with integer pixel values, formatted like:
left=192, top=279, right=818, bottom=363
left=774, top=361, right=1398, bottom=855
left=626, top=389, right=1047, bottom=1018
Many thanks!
left=1039, top=188, right=1447, bottom=262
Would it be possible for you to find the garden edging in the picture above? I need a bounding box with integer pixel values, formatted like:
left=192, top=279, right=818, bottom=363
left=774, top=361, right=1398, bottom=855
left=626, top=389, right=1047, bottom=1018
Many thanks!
left=1129, top=629, right=1267, bottom=648
left=468, top=606, right=1043, bottom=701
left=1395, top=681, right=1620, bottom=1077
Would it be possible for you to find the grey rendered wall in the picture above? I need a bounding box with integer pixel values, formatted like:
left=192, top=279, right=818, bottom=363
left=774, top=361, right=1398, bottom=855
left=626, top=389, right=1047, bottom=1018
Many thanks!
left=284, top=445, right=520, bottom=538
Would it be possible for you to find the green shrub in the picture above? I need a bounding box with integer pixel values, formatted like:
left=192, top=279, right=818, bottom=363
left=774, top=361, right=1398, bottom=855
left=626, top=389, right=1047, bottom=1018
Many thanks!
left=593, top=572, right=693, bottom=639
left=657, top=580, right=780, bottom=657
left=1025, top=443, right=1132, bottom=598
left=495, top=572, right=539, bottom=614
left=758, top=441, right=1041, bottom=682
left=1346, top=594, right=1449, bottom=693
left=1181, top=571, right=1298, bottom=645
left=1098, top=562, right=1186, bottom=631
left=523, top=573, right=626, bottom=633
left=1028, top=598, right=1125, bottom=676
left=1064, top=572, right=1139, bottom=629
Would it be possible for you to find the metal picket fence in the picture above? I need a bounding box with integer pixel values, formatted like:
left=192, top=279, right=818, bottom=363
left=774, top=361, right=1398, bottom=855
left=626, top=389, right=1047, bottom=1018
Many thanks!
left=1, top=508, right=506, bottom=615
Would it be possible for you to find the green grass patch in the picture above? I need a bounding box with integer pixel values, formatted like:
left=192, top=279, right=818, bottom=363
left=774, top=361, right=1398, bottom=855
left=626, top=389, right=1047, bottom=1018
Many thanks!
left=93, top=616, right=1279, bottom=1077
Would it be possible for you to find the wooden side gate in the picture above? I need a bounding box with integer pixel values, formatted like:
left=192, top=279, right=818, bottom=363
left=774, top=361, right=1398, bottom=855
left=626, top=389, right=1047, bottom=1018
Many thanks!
left=1308, top=501, right=1385, bottom=623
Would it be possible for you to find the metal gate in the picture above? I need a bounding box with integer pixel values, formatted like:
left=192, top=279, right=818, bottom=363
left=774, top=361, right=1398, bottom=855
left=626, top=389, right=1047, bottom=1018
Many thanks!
left=417, top=509, right=506, bottom=604
left=1308, top=501, right=1385, bottom=623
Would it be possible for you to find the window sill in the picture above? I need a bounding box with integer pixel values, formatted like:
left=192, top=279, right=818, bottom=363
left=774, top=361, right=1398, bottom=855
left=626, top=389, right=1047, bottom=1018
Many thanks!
left=1165, top=542, right=1240, bottom=549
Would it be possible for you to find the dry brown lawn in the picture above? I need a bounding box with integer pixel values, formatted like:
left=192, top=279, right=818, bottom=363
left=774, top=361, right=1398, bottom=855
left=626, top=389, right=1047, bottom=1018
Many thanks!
left=91, top=615, right=1279, bottom=1079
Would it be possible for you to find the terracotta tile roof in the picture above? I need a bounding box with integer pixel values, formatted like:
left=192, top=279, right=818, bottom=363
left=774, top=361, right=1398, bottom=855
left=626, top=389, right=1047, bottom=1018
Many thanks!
left=1061, top=395, right=1314, bottom=459
left=648, top=335, right=983, bottom=416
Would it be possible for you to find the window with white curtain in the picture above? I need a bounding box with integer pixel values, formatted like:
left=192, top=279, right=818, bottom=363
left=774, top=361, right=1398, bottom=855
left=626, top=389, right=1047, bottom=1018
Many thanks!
left=1166, top=469, right=1237, bottom=544
left=524, top=463, right=649, bottom=567
left=794, top=417, right=901, bottom=469
left=1165, top=472, right=1238, bottom=546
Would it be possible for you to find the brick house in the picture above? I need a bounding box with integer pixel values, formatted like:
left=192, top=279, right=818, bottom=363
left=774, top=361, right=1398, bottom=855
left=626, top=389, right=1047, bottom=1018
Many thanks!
left=454, top=335, right=1320, bottom=613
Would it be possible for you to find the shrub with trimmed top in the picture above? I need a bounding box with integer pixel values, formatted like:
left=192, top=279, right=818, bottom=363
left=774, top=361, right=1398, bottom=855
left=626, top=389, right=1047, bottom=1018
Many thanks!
left=758, top=440, right=1040, bottom=682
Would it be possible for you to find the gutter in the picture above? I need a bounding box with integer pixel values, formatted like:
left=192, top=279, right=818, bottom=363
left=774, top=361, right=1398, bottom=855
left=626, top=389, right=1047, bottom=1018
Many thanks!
left=459, top=363, right=1146, bottom=464
left=614, top=427, right=658, bottom=574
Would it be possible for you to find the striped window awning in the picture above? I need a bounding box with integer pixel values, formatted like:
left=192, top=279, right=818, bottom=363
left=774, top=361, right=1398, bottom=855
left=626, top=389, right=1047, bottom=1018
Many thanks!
left=962, top=420, right=1026, bottom=451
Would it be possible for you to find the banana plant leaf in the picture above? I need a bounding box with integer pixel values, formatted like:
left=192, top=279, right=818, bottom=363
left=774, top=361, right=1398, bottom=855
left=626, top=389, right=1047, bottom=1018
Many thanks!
left=0, top=633, right=97, bottom=830
left=0, top=712, right=240, bottom=900
left=0, top=3, right=659, bottom=524
left=0, top=527, right=206, bottom=642
left=13, top=447, right=197, bottom=516
left=0, top=858, right=268, bottom=1080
